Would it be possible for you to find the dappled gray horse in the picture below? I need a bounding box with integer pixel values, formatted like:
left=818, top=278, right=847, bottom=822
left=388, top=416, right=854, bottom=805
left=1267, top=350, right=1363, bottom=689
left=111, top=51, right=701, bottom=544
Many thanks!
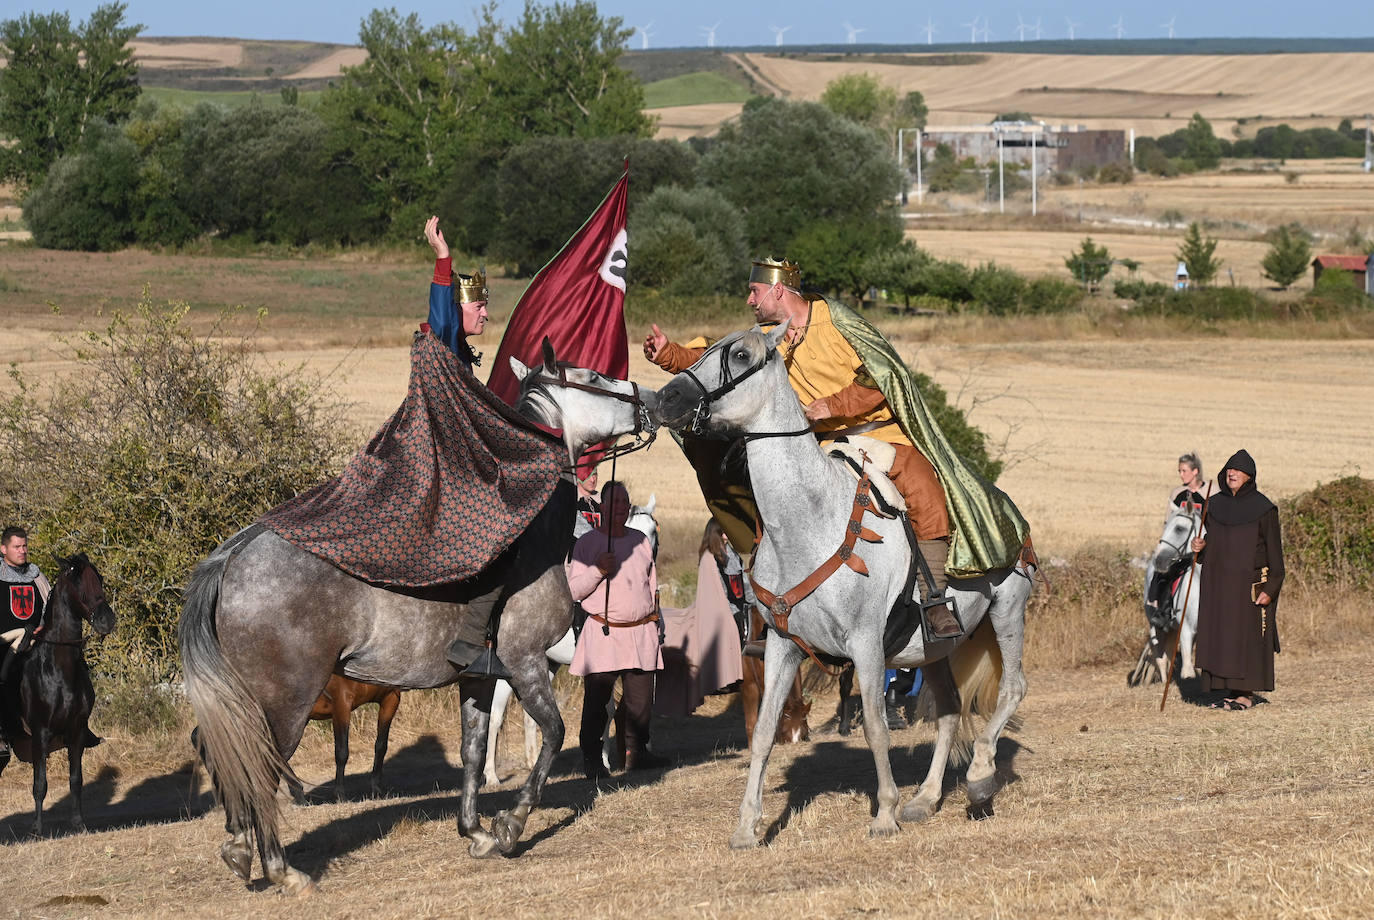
left=654, top=324, right=1034, bottom=847
left=1129, top=502, right=1204, bottom=687
left=180, top=343, right=656, bottom=894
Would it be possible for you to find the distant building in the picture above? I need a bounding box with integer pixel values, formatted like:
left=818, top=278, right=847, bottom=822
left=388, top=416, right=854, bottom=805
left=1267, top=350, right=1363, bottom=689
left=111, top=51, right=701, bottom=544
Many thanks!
left=1311, top=254, right=1374, bottom=294
left=918, top=123, right=1128, bottom=180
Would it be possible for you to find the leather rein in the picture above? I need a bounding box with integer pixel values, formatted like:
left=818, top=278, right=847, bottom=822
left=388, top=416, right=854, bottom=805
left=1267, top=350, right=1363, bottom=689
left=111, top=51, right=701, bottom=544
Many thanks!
left=524, top=366, right=659, bottom=467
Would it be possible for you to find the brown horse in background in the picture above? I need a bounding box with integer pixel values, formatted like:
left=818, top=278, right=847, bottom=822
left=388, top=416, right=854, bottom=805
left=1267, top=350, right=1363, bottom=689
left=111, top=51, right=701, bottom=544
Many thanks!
left=287, top=675, right=401, bottom=803
left=739, top=609, right=810, bottom=745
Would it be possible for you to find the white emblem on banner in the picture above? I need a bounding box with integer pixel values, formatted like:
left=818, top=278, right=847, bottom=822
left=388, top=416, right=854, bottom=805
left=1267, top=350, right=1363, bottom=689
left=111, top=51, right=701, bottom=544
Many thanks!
left=599, top=228, right=628, bottom=292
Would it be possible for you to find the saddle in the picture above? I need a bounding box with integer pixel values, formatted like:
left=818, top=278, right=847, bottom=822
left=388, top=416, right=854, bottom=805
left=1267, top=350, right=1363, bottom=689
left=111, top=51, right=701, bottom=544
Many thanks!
left=823, top=437, right=958, bottom=655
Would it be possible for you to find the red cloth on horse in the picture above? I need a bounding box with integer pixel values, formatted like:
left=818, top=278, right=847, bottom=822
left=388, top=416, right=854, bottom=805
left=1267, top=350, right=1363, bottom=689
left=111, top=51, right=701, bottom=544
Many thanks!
left=259, top=332, right=563, bottom=587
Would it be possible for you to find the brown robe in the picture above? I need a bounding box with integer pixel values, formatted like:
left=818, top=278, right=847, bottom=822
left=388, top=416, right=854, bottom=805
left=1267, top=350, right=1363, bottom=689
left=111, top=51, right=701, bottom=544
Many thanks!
left=1194, top=504, right=1284, bottom=693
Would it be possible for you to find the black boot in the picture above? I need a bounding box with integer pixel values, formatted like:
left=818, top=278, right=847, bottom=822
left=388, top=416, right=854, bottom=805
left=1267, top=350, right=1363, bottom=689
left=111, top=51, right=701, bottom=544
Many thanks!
left=918, top=538, right=963, bottom=641
left=884, top=685, right=908, bottom=731
left=446, top=580, right=513, bottom=681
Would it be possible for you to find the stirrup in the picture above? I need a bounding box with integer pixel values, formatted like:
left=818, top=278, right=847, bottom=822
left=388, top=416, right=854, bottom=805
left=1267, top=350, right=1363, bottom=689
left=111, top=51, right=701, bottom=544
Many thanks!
left=459, top=646, right=514, bottom=682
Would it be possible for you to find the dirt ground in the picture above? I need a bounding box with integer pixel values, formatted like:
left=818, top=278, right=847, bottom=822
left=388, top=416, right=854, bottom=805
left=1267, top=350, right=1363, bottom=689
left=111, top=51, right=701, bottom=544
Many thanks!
left=1, top=646, right=1370, bottom=918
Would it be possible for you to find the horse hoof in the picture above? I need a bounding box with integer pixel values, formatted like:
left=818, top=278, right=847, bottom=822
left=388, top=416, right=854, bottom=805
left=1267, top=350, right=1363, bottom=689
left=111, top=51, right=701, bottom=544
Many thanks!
left=729, top=830, right=759, bottom=850
left=899, top=799, right=936, bottom=824
left=279, top=868, right=317, bottom=897
left=220, top=840, right=253, bottom=881
left=966, top=774, right=998, bottom=805
left=966, top=799, right=995, bottom=821
left=468, top=831, right=502, bottom=859
left=867, top=820, right=901, bottom=839
left=493, top=812, right=524, bottom=854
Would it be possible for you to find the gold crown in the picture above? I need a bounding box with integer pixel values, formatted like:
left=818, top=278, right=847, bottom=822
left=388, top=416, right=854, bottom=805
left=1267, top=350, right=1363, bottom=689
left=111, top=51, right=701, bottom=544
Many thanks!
left=457, top=268, right=488, bottom=303
left=748, top=256, right=801, bottom=289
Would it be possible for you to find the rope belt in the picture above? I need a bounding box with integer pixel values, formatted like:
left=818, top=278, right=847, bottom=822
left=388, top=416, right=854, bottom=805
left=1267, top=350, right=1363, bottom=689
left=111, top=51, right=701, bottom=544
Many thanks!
left=586, top=612, right=660, bottom=629
left=749, top=467, right=885, bottom=676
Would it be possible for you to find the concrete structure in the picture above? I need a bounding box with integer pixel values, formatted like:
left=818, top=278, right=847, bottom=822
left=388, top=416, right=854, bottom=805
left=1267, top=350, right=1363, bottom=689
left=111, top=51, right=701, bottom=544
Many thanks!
left=918, top=123, right=1129, bottom=180
left=1311, top=254, right=1374, bottom=294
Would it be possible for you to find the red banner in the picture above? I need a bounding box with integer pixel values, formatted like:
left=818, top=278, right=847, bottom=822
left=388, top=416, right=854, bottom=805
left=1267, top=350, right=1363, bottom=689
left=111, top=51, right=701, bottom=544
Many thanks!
left=486, top=166, right=630, bottom=431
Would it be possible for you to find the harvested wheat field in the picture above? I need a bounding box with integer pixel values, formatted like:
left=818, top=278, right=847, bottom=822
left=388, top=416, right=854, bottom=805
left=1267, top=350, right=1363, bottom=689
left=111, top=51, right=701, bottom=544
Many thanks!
left=2, top=645, right=1371, bottom=918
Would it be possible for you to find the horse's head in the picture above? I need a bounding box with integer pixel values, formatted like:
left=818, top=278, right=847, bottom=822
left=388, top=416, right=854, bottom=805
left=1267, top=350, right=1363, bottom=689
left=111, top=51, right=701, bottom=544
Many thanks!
left=653, top=322, right=791, bottom=436
left=1151, top=505, right=1205, bottom=573
left=626, top=495, right=659, bottom=559
left=511, top=337, right=658, bottom=464
left=57, top=553, right=116, bottom=637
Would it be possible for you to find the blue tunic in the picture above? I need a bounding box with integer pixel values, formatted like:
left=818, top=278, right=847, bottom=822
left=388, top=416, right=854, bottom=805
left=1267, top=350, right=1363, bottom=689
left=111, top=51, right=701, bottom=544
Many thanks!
left=427, top=281, right=473, bottom=370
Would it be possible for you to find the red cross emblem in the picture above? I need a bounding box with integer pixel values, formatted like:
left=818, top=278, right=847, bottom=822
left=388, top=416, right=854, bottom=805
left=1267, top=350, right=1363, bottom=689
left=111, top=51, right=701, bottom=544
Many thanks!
left=9, top=585, right=35, bottom=621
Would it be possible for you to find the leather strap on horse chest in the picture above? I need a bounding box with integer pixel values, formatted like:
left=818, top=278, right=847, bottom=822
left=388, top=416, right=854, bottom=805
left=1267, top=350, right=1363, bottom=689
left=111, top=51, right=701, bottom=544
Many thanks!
left=749, top=471, right=884, bottom=675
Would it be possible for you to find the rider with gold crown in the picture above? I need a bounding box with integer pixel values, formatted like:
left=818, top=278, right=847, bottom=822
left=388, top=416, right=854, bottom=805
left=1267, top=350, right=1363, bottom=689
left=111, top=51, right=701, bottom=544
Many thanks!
left=645, top=256, right=1031, bottom=643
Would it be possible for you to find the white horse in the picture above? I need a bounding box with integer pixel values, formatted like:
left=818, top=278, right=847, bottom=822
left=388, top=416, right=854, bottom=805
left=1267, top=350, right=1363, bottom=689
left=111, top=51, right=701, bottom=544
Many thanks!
left=483, top=499, right=659, bottom=786
left=653, top=324, right=1035, bottom=846
left=1129, top=502, right=1204, bottom=686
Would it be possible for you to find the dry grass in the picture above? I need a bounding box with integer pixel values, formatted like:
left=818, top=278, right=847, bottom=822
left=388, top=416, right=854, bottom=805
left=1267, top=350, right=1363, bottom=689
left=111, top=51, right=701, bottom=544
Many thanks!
left=3, top=641, right=1371, bottom=918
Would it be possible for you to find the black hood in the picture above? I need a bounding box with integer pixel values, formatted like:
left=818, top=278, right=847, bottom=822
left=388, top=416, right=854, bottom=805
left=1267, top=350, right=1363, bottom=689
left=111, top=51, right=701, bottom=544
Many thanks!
left=1208, top=448, right=1274, bottom=526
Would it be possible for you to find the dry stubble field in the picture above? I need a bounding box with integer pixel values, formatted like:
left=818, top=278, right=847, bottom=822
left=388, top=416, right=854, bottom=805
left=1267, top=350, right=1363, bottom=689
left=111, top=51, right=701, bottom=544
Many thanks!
left=1, top=250, right=1373, bottom=916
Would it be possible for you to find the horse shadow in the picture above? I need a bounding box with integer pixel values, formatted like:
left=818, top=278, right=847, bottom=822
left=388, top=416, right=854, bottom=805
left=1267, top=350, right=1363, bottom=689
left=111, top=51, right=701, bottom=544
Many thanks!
left=761, top=734, right=1027, bottom=844
left=282, top=733, right=611, bottom=875
left=0, top=755, right=220, bottom=841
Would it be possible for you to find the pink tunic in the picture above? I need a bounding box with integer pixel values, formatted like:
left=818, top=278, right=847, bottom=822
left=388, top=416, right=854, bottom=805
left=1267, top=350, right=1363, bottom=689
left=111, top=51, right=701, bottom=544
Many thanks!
left=655, top=551, right=746, bottom=717
left=568, top=529, right=662, bottom=676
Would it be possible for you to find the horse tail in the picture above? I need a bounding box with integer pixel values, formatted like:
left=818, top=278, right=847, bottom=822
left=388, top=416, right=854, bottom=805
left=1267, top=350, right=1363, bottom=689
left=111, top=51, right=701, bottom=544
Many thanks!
left=178, top=537, right=293, bottom=852
left=940, top=617, right=1021, bottom=766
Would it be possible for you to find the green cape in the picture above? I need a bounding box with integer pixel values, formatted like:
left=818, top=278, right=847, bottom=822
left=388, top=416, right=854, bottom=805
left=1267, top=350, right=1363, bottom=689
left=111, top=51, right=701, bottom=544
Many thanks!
left=826, top=299, right=1030, bottom=577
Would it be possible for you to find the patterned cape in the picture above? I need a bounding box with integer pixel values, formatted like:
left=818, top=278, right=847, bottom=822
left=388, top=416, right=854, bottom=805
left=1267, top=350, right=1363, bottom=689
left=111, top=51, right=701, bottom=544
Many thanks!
left=259, top=332, right=564, bottom=587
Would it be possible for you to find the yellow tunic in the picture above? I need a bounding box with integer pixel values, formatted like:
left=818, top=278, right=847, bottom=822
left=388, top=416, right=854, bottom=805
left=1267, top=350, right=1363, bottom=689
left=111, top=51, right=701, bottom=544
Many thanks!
left=778, top=299, right=909, bottom=450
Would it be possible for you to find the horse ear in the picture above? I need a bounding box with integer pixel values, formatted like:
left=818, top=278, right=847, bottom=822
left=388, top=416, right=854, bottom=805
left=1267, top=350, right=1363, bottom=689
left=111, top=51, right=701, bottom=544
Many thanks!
left=764, top=317, right=791, bottom=351
left=645, top=494, right=657, bottom=514
left=541, top=337, right=557, bottom=373
left=510, top=356, right=531, bottom=381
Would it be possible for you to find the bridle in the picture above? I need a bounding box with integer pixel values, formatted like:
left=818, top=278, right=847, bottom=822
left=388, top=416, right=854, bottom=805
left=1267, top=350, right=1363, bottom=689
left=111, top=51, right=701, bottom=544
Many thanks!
left=677, top=336, right=809, bottom=443
left=1156, top=505, right=1203, bottom=569
left=518, top=365, right=658, bottom=466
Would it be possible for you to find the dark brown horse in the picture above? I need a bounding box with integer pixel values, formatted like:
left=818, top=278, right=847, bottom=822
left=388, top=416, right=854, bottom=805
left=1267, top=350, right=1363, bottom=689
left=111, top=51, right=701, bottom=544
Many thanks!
left=286, top=675, right=402, bottom=804
left=0, top=554, right=115, bottom=834
left=739, top=609, right=811, bottom=745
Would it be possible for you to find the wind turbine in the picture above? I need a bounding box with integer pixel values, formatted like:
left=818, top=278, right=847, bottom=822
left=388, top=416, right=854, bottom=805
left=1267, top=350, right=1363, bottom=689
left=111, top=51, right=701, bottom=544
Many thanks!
left=922, top=17, right=937, bottom=45
left=635, top=22, right=653, bottom=50
left=961, top=15, right=980, bottom=43
left=1032, top=17, right=1043, bottom=40
left=1065, top=17, right=1082, bottom=40
left=844, top=21, right=866, bottom=44
left=979, top=19, right=993, bottom=42
left=701, top=21, right=721, bottom=47
left=1111, top=15, right=1126, bottom=39
left=770, top=24, right=791, bottom=47
left=1161, top=15, right=1177, bottom=38
left=1015, top=13, right=1029, bottom=41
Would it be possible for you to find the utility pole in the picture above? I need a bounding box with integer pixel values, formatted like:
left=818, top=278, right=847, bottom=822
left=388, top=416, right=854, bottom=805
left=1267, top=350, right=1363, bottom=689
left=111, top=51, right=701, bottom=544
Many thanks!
left=896, top=127, right=917, bottom=205
left=997, top=126, right=1005, bottom=214
left=915, top=129, right=924, bottom=205
left=1031, top=130, right=1038, bottom=216
left=1365, top=114, right=1372, bottom=173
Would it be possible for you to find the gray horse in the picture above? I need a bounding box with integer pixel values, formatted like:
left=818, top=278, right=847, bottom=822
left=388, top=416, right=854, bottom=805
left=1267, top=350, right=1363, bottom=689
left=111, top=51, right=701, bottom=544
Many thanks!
left=180, top=344, right=657, bottom=894
left=653, top=324, right=1034, bottom=847
left=1129, top=502, right=1204, bottom=686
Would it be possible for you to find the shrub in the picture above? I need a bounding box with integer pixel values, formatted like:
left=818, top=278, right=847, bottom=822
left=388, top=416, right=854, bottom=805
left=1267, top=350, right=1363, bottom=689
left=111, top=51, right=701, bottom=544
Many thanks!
left=1279, top=476, right=1374, bottom=589
left=911, top=368, right=1002, bottom=483
left=23, top=125, right=140, bottom=251
left=968, top=262, right=1026, bottom=315
left=1022, top=276, right=1083, bottom=314
left=1260, top=223, right=1313, bottom=289
left=630, top=184, right=746, bottom=295
left=1065, top=236, right=1113, bottom=287
left=1097, top=161, right=1133, bottom=184
left=915, top=258, right=972, bottom=303
left=1113, top=279, right=1170, bottom=301
left=861, top=242, right=931, bottom=307
left=1177, top=222, right=1222, bottom=286
left=0, top=297, right=352, bottom=676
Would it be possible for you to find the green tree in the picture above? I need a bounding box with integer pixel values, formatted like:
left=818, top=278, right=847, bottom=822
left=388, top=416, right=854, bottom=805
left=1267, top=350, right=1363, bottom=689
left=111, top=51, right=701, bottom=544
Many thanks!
left=479, top=0, right=653, bottom=149
left=820, top=72, right=897, bottom=133
left=898, top=91, right=928, bottom=130
left=630, top=185, right=745, bottom=295
left=1065, top=237, right=1112, bottom=287
left=787, top=212, right=904, bottom=305
left=861, top=242, right=931, bottom=307
left=0, top=2, right=142, bottom=186
left=22, top=123, right=140, bottom=251
left=699, top=98, right=901, bottom=255
left=1260, top=224, right=1313, bottom=289
left=1182, top=112, right=1222, bottom=169
left=1177, top=222, right=1222, bottom=286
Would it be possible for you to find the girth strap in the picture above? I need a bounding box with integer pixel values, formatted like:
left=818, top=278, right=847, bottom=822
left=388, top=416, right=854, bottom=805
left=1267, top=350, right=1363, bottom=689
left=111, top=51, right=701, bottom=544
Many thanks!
left=750, top=470, right=884, bottom=676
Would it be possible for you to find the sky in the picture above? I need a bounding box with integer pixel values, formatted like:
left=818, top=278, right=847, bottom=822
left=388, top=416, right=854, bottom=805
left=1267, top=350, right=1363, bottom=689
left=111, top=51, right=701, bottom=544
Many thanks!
left=36, top=1, right=1374, bottom=48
